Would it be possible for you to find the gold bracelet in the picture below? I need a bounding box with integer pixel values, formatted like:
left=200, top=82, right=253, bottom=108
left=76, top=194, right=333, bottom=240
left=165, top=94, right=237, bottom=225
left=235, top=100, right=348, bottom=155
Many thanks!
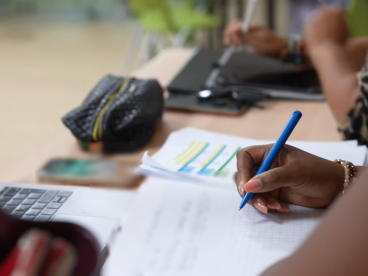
left=334, top=159, right=357, bottom=195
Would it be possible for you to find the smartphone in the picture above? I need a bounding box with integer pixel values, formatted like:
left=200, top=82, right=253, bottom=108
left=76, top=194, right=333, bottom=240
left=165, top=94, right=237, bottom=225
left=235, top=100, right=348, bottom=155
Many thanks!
left=38, top=158, right=141, bottom=187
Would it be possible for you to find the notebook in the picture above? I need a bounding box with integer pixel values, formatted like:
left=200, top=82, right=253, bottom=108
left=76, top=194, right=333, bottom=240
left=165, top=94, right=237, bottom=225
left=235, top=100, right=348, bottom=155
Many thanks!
left=140, top=127, right=367, bottom=189
left=121, top=128, right=364, bottom=275
left=114, top=178, right=323, bottom=276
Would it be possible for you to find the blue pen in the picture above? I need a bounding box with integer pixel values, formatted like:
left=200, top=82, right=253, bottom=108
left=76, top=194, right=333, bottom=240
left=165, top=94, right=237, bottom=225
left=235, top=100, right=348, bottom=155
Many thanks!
left=238, top=110, right=302, bottom=211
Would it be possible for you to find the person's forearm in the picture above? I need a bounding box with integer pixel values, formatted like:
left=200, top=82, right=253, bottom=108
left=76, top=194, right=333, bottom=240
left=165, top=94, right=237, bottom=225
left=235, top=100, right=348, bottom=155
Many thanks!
left=332, top=165, right=365, bottom=202
left=304, top=37, right=368, bottom=71
left=261, top=166, right=368, bottom=276
left=345, top=37, right=368, bottom=70
left=356, top=166, right=365, bottom=177
left=309, top=43, right=360, bottom=124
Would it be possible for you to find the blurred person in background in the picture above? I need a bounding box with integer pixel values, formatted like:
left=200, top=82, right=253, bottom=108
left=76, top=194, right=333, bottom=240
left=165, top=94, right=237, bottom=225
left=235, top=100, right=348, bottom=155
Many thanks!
left=224, top=6, right=368, bottom=146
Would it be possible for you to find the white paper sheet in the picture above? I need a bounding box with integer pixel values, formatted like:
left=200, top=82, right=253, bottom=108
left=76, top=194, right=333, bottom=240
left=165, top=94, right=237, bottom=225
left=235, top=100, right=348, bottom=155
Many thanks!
left=115, top=178, right=322, bottom=276
left=140, top=128, right=366, bottom=187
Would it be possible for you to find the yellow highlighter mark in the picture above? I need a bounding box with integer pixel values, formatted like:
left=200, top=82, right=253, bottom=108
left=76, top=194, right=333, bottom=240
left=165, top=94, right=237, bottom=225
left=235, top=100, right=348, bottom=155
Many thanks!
left=175, top=141, right=196, bottom=161
left=200, top=145, right=226, bottom=169
left=176, top=142, right=203, bottom=165
left=180, top=142, right=208, bottom=168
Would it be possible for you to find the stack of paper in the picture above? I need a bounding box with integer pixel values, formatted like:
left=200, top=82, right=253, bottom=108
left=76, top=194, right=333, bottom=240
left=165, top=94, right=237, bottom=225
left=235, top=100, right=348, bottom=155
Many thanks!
left=140, top=127, right=367, bottom=189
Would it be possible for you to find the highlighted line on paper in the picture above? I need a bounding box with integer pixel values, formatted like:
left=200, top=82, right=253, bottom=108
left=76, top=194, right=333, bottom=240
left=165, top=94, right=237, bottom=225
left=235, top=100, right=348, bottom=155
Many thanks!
left=174, top=141, right=196, bottom=161
left=179, top=143, right=209, bottom=172
left=176, top=141, right=202, bottom=165
left=199, top=145, right=226, bottom=171
left=214, top=146, right=241, bottom=178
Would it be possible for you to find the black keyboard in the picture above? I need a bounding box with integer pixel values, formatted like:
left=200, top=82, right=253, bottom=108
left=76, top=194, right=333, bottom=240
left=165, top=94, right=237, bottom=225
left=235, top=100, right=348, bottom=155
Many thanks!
left=0, top=186, right=73, bottom=222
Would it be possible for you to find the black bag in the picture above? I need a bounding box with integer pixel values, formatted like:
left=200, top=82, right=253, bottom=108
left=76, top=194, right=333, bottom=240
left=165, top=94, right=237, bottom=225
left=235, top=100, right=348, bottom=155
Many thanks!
left=62, top=75, right=164, bottom=153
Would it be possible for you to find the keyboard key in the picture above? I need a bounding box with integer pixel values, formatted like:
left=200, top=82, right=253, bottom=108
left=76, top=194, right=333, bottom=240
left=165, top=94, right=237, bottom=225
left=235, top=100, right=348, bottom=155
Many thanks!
left=47, top=202, right=62, bottom=209
left=20, top=189, right=46, bottom=194
left=11, top=211, right=25, bottom=218
left=6, top=199, right=23, bottom=206
left=15, top=205, right=31, bottom=212
left=0, top=195, right=12, bottom=202
left=22, top=199, right=37, bottom=205
left=38, top=191, right=59, bottom=203
left=19, top=189, right=31, bottom=194
left=13, top=194, right=27, bottom=200
left=0, top=187, right=8, bottom=195
left=0, top=202, right=5, bottom=207
left=26, top=209, right=41, bottom=216
left=32, top=203, right=47, bottom=209
left=28, top=193, right=42, bottom=199
left=34, top=215, right=51, bottom=222
left=58, top=191, right=73, bottom=197
left=41, top=209, right=56, bottom=216
left=22, top=215, right=35, bottom=221
left=4, top=188, right=21, bottom=196
left=52, top=196, right=61, bottom=202
left=58, top=197, right=68, bottom=203
left=2, top=206, right=15, bottom=213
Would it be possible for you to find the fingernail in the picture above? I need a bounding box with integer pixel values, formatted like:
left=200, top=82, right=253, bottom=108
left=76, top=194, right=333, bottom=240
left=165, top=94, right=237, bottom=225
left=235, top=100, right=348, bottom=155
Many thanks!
left=244, top=179, right=262, bottom=192
left=238, top=181, right=245, bottom=196
left=255, top=201, right=268, bottom=214
left=279, top=205, right=290, bottom=213
left=268, top=201, right=281, bottom=210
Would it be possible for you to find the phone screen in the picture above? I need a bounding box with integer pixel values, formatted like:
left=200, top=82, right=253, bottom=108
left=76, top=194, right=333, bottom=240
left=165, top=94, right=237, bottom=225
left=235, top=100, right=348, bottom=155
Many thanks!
left=40, top=159, right=119, bottom=179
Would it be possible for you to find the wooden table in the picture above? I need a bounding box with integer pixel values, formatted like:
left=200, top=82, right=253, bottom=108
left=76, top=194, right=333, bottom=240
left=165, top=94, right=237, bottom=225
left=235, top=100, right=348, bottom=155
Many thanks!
left=0, top=48, right=341, bottom=184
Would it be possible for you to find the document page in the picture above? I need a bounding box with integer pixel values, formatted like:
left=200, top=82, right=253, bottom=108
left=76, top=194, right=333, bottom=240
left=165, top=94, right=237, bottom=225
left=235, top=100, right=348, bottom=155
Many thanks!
left=140, top=127, right=367, bottom=188
left=115, top=178, right=322, bottom=276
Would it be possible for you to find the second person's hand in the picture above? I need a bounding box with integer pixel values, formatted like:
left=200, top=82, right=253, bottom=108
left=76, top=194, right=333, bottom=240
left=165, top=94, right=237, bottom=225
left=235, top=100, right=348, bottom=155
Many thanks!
left=223, top=22, right=286, bottom=57
left=234, top=144, right=349, bottom=214
left=305, top=6, right=349, bottom=51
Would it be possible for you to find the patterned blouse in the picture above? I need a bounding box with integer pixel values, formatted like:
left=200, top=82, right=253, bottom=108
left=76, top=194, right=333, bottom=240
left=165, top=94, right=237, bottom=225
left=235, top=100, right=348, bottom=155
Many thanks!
left=339, top=54, right=368, bottom=145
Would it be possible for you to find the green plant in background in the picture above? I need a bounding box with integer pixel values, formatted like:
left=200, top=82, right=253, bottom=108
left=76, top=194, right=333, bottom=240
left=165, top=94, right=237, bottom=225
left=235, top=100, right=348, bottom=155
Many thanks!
left=1, top=0, right=117, bottom=3
left=128, top=0, right=219, bottom=37
left=347, top=0, right=368, bottom=37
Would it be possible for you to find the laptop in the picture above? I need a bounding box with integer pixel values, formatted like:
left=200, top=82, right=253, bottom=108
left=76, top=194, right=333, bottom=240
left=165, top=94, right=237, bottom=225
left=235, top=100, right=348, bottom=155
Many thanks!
left=166, top=49, right=324, bottom=114
left=0, top=183, right=136, bottom=252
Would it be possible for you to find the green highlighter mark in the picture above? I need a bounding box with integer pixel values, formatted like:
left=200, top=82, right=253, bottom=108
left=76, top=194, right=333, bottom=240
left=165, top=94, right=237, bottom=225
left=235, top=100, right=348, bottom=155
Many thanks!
left=214, top=147, right=241, bottom=178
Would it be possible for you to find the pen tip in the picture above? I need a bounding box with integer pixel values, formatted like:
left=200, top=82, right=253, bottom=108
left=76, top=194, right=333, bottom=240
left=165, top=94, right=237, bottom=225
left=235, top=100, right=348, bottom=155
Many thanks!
left=238, top=208, right=241, bottom=211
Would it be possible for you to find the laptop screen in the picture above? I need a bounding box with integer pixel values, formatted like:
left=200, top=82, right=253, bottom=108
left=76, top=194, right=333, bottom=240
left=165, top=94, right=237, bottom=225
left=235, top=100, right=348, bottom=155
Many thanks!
left=215, top=51, right=321, bottom=93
